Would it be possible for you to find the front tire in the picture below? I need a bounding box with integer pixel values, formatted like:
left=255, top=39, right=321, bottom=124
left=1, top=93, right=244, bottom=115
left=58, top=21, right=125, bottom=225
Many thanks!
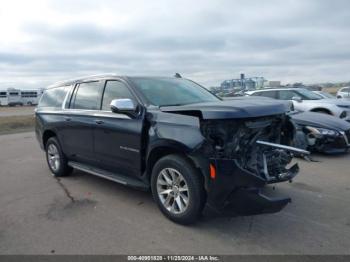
left=151, top=154, right=205, bottom=225
left=45, top=137, right=72, bottom=177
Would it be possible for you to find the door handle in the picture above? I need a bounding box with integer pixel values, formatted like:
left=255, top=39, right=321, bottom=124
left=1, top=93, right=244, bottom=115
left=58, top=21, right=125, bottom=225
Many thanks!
left=64, top=117, right=72, bottom=122
left=95, top=120, right=104, bottom=125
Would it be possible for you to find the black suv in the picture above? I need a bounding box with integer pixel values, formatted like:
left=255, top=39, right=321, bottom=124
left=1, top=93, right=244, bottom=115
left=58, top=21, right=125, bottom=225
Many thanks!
left=35, top=75, right=305, bottom=224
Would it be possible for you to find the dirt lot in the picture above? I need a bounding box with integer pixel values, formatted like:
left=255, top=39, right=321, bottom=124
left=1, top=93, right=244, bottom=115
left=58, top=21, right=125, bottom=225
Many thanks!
left=0, top=106, right=35, bottom=117
left=0, top=132, right=349, bottom=255
left=0, top=106, right=35, bottom=134
left=0, top=115, right=35, bottom=135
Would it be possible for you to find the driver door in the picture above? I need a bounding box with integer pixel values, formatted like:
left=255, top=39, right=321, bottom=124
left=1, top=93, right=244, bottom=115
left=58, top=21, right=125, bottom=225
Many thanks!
left=93, top=80, right=144, bottom=177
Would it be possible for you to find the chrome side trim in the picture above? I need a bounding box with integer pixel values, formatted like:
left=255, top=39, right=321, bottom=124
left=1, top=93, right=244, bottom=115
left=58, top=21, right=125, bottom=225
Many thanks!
left=68, top=162, right=127, bottom=185
left=256, top=140, right=310, bottom=155
left=37, top=109, right=131, bottom=119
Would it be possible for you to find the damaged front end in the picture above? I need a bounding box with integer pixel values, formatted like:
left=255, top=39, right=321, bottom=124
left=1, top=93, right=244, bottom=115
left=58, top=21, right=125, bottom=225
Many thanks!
left=197, top=114, right=307, bottom=216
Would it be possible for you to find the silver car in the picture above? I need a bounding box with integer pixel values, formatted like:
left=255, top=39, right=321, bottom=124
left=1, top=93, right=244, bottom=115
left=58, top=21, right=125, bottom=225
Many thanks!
left=313, top=91, right=336, bottom=99
left=336, top=87, right=350, bottom=99
left=246, top=88, right=350, bottom=122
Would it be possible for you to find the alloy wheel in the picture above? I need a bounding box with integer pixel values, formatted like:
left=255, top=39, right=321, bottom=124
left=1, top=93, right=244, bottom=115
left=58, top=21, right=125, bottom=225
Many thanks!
left=156, top=168, right=190, bottom=214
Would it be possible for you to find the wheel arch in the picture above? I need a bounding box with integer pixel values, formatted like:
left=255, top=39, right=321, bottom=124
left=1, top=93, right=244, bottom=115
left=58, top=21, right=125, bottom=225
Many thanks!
left=42, top=129, right=57, bottom=148
left=310, top=107, right=333, bottom=115
left=145, top=141, right=205, bottom=185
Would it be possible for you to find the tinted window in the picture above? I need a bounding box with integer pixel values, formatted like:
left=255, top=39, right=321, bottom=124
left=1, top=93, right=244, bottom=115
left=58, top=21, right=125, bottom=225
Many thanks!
left=39, top=86, right=69, bottom=108
left=278, top=90, right=298, bottom=100
left=72, top=82, right=104, bottom=110
left=295, top=89, right=322, bottom=100
left=254, top=91, right=277, bottom=98
left=318, top=91, right=334, bottom=98
left=341, top=87, right=350, bottom=92
left=130, top=77, right=219, bottom=106
left=102, top=81, right=134, bottom=111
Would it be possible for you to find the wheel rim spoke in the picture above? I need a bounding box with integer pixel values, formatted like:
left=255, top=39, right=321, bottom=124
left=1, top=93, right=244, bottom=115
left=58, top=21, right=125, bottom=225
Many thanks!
left=161, top=170, right=173, bottom=185
left=159, top=188, right=173, bottom=195
left=175, top=196, right=183, bottom=212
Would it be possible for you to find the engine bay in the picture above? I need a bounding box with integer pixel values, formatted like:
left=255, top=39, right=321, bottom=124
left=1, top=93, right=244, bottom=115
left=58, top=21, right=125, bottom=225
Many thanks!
left=200, top=115, right=300, bottom=182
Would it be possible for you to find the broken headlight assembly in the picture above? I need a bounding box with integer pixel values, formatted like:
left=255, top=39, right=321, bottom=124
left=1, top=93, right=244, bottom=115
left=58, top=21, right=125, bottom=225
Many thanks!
left=305, top=126, right=339, bottom=136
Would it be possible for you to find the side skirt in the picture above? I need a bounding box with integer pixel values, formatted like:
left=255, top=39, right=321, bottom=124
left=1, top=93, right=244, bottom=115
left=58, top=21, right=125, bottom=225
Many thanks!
left=68, top=161, right=149, bottom=191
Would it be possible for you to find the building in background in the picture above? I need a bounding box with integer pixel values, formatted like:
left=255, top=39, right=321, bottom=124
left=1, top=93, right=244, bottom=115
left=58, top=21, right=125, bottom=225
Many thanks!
left=221, top=74, right=265, bottom=91
left=264, top=81, right=281, bottom=88
left=219, top=74, right=266, bottom=96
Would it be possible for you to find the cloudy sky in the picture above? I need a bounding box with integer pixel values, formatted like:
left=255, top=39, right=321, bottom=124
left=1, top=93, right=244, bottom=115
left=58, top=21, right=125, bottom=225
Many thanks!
left=0, top=0, right=349, bottom=89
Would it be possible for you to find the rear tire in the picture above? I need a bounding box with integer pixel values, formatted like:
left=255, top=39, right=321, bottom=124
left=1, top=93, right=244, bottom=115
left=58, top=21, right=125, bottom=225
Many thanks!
left=45, top=137, right=72, bottom=177
left=151, top=154, right=205, bottom=225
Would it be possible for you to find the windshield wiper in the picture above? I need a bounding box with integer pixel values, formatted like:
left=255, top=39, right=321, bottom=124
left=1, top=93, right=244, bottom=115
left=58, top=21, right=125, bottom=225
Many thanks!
left=159, top=103, right=185, bottom=107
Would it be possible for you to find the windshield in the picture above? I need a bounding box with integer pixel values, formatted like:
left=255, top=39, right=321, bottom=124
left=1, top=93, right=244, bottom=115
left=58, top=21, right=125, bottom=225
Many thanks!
left=296, top=89, right=323, bottom=100
left=130, top=77, right=220, bottom=106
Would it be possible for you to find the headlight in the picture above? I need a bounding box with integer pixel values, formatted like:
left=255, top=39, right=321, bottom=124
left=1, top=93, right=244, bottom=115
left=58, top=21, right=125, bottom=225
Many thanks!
left=305, top=126, right=339, bottom=136
left=337, top=105, right=350, bottom=109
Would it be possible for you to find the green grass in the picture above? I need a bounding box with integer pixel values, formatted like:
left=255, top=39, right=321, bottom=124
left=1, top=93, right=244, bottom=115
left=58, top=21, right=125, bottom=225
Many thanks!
left=0, top=115, right=35, bottom=135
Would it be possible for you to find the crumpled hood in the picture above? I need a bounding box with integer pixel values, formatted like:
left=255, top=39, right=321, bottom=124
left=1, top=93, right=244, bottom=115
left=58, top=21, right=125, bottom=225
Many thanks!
left=160, top=97, right=288, bottom=119
left=290, top=111, right=350, bottom=131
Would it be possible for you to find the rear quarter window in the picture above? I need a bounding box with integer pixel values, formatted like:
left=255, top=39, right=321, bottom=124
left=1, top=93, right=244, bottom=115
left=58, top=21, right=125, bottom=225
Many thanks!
left=38, top=86, right=69, bottom=108
left=254, top=91, right=277, bottom=99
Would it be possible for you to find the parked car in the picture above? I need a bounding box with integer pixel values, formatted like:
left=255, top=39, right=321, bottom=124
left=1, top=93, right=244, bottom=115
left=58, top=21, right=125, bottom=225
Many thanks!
left=312, top=91, right=336, bottom=99
left=337, top=87, right=350, bottom=99
left=290, top=112, right=350, bottom=154
left=246, top=88, right=350, bottom=122
left=35, top=75, right=307, bottom=224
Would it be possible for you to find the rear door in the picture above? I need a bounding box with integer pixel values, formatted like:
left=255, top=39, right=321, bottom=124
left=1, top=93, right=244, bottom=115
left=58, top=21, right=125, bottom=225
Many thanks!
left=63, top=81, right=104, bottom=164
left=277, top=90, right=303, bottom=100
left=93, top=80, right=144, bottom=177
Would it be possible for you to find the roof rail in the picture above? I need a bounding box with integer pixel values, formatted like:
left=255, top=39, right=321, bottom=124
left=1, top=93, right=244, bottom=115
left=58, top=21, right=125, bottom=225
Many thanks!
left=48, top=73, right=119, bottom=88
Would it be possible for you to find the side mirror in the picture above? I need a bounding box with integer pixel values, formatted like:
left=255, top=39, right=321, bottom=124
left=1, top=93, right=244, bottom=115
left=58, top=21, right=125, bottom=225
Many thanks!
left=292, top=96, right=302, bottom=102
left=110, top=99, right=137, bottom=115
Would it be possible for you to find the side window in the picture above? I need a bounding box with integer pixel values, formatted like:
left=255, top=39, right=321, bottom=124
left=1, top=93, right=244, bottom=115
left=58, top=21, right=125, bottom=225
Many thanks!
left=256, top=91, right=277, bottom=99
left=278, top=90, right=297, bottom=100
left=101, top=81, right=135, bottom=111
left=72, top=81, right=104, bottom=110
left=39, top=86, right=69, bottom=108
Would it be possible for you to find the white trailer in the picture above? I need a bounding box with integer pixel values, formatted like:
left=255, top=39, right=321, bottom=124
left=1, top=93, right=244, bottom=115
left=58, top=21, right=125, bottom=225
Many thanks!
left=0, top=90, right=8, bottom=106
left=21, top=89, right=42, bottom=105
left=7, top=88, right=22, bottom=106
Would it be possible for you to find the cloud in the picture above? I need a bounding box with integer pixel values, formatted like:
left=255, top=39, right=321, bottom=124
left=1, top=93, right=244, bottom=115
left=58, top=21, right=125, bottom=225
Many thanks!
left=0, top=0, right=349, bottom=88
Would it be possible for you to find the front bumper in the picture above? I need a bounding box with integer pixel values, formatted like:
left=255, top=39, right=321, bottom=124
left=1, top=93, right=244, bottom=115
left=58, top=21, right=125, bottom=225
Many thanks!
left=313, top=132, right=350, bottom=154
left=218, top=188, right=290, bottom=216
left=205, top=158, right=297, bottom=216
